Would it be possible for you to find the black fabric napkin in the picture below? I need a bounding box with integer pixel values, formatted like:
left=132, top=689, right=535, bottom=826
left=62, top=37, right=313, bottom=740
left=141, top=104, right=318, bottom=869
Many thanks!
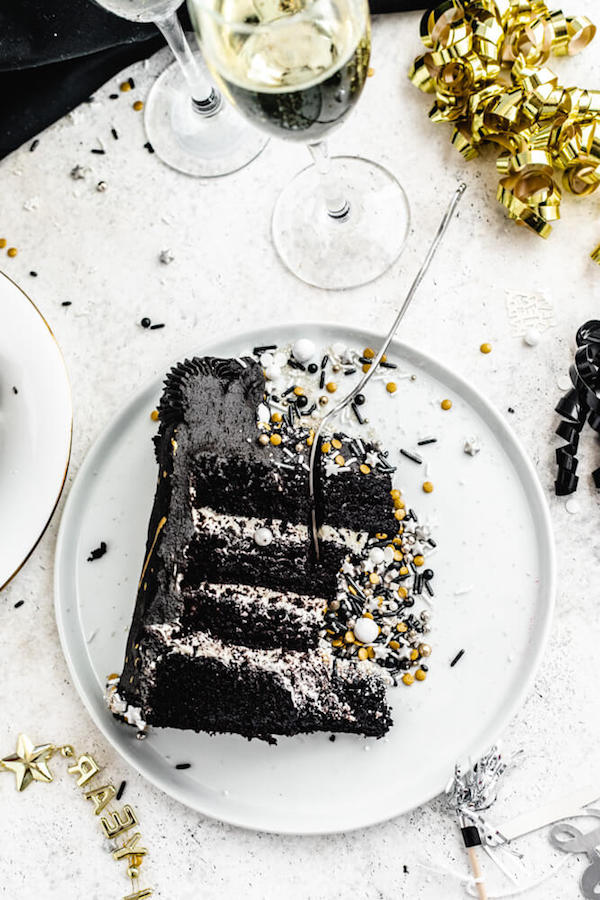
left=0, top=1, right=425, bottom=161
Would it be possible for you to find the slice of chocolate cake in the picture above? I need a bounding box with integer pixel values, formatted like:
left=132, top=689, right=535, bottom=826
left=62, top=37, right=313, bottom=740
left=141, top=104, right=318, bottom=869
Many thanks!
left=110, top=356, right=395, bottom=741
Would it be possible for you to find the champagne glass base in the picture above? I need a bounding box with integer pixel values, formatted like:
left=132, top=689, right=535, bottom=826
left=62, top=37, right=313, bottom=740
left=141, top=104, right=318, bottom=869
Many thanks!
left=272, top=156, right=410, bottom=290
left=144, top=57, right=268, bottom=177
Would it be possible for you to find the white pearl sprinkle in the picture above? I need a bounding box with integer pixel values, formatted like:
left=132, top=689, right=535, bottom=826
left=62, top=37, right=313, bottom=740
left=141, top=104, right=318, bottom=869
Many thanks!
left=369, top=547, right=385, bottom=565
left=557, top=375, right=572, bottom=392
left=523, top=328, right=541, bottom=347
left=565, top=498, right=580, bottom=515
left=353, top=617, right=379, bottom=644
left=292, top=338, right=316, bottom=363
left=254, top=527, right=273, bottom=547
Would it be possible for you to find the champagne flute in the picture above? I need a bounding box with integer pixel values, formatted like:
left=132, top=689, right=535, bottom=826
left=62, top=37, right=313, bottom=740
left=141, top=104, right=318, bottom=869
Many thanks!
left=93, top=0, right=268, bottom=176
left=188, top=0, right=410, bottom=288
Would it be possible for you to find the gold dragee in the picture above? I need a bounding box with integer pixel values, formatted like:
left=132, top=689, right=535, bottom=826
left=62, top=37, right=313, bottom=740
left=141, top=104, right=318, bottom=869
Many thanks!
left=409, top=0, right=600, bottom=258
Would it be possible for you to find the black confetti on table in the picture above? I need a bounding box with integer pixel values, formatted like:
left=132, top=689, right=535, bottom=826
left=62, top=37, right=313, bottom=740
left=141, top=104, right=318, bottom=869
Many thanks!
left=29, top=139, right=39, bottom=152
left=116, top=780, right=126, bottom=800
left=14, top=600, right=24, bottom=609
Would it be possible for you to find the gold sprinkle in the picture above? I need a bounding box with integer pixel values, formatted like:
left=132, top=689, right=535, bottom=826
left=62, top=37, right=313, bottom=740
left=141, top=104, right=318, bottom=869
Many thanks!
left=357, top=647, right=369, bottom=661
left=344, top=630, right=355, bottom=644
left=369, top=572, right=380, bottom=585
left=335, top=454, right=345, bottom=466
left=396, top=622, right=408, bottom=633
left=332, top=638, right=343, bottom=648
left=270, top=433, right=282, bottom=446
left=362, top=363, right=371, bottom=373
left=359, top=463, right=371, bottom=474
left=393, top=549, right=403, bottom=562
left=321, top=442, right=331, bottom=454
left=120, top=81, right=132, bottom=92
left=397, top=586, right=408, bottom=599
left=293, top=386, right=305, bottom=396
left=331, top=438, right=342, bottom=449
left=271, top=412, right=282, bottom=423
left=390, top=489, right=401, bottom=500
left=375, top=532, right=388, bottom=540
left=399, top=566, right=409, bottom=576
left=423, top=481, right=434, bottom=493
left=367, top=646, right=375, bottom=659
left=0, top=239, right=6, bottom=249
left=413, top=554, right=425, bottom=567
left=480, top=342, right=492, bottom=354
left=7, top=247, right=18, bottom=257
left=258, top=434, right=269, bottom=446
left=389, top=640, right=400, bottom=650
left=402, top=673, right=415, bottom=686
left=326, top=382, right=338, bottom=393
left=410, top=649, right=419, bottom=661
left=395, top=509, right=406, bottom=520
left=363, top=611, right=374, bottom=619
left=363, top=347, right=375, bottom=359
left=441, top=398, right=452, bottom=411
left=367, top=67, right=375, bottom=77
left=133, top=100, right=144, bottom=111
left=386, top=382, right=397, bottom=394
left=393, top=498, right=405, bottom=509
left=150, top=409, right=159, bottom=421
left=415, top=669, right=427, bottom=682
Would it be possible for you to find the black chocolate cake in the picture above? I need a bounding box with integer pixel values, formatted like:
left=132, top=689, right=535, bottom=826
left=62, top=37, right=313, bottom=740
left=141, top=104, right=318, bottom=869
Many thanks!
left=109, top=355, right=400, bottom=741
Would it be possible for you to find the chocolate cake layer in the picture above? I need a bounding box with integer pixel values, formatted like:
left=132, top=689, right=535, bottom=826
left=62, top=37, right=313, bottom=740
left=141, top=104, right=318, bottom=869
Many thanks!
left=125, top=625, right=391, bottom=741
left=181, top=582, right=326, bottom=650
left=179, top=505, right=367, bottom=600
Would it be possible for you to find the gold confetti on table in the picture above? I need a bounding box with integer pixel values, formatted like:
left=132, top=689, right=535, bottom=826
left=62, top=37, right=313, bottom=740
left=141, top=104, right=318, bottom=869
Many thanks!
left=409, top=0, right=599, bottom=252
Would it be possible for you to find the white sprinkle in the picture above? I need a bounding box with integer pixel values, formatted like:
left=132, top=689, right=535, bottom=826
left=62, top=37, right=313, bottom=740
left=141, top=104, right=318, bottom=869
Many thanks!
left=159, top=248, right=175, bottom=265
left=292, top=338, right=316, bottom=363
left=523, top=328, right=541, bottom=347
left=565, top=498, right=580, bottom=515
left=464, top=436, right=481, bottom=456
left=354, top=617, right=379, bottom=644
left=454, top=585, right=473, bottom=596
left=254, top=527, right=273, bottom=546
left=557, top=375, right=571, bottom=392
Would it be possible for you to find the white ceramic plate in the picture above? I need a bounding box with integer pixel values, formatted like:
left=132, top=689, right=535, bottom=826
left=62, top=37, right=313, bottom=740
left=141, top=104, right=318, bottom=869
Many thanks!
left=0, top=271, right=72, bottom=590
left=54, top=323, right=555, bottom=834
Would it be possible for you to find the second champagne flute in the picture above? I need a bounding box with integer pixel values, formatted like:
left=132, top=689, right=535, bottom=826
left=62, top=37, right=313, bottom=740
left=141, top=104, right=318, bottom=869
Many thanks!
left=188, top=0, right=410, bottom=288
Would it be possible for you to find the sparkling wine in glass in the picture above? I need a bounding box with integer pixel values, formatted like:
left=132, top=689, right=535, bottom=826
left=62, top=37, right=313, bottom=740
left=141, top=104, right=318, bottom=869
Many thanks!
left=188, top=0, right=410, bottom=288
left=93, top=0, right=268, bottom=176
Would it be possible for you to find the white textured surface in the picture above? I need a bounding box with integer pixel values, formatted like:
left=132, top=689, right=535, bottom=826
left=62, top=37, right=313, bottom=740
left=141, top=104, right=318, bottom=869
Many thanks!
left=1, top=8, right=600, bottom=898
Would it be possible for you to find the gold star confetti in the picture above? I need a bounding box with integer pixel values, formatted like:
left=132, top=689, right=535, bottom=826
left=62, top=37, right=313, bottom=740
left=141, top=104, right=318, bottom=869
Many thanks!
left=1, top=733, right=54, bottom=791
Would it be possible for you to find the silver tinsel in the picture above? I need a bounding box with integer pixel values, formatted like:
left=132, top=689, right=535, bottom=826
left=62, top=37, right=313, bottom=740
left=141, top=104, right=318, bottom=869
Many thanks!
left=446, top=744, right=522, bottom=845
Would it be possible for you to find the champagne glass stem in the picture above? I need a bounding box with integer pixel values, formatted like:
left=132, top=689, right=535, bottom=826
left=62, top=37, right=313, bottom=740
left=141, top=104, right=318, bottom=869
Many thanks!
left=154, top=12, right=221, bottom=116
left=308, top=141, right=350, bottom=220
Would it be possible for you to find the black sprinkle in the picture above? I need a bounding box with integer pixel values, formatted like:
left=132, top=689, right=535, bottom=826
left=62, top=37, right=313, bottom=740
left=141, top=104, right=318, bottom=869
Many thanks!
left=344, top=367, right=356, bottom=376
left=109, top=93, right=119, bottom=99
left=329, top=735, right=336, bottom=742
left=111, top=128, right=119, bottom=140
left=417, top=438, right=437, bottom=446
left=288, top=358, right=305, bottom=371
left=414, top=574, right=423, bottom=594
left=175, top=762, right=191, bottom=770
left=319, top=370, right=325, bottom=390
left=144, top=142, right=155, bottom=154
left=508, top=407, right=515, bottom=414
left=84, top=95, right=95, bottom=104
left=351, top=402, right=365, bottom=425
left=282, top=385, right=295, bottom=397
left=428, top=538, right=437, bottom=548
left=320, top=354, right=329, bottom=369
left=358, top=356, right=372, bottom=365
left=450, top=649, right=465, bottom=667
left=307, top=363, right=318, bottom=374
left=253, top=344, right=277, bottom=355
left=354, top=393, right=365, bottom=406
left=425, top=580, right=434, bottom=597
left=29, top=271, right=38, bottom=277
left=301, top=403, right=316, bottom=416
left=116, top=780, right=126, bottom=800
left=30, top=139, right=39, bottom=152
left=380, top=361, right=397, bottom=369
left=128, top=77, right=135, bottom=89
left=61, top=301, right=72, bottom=307
left=400, top=448, right=423, bottom=465
left=403, top=865, right=409, bottom=875
left=150, top=323, right=165, bottom=330
left=12, top=386, right=18, bottom=394
left=140, top=317, right=151, bottom=328
left=91, top=148, right=105, bottom=155
left=14, top=600, right=24, bottom=609
left=87, top=541, right=107, bottom=562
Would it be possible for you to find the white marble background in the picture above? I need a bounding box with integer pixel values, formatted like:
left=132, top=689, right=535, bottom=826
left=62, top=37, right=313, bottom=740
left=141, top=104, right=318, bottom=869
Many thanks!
left=1, top=5, right=600, bottom=898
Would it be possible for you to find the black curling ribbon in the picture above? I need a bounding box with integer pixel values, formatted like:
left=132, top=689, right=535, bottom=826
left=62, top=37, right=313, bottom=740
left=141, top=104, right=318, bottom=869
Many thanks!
left=555, top=320, right=600, bottom=495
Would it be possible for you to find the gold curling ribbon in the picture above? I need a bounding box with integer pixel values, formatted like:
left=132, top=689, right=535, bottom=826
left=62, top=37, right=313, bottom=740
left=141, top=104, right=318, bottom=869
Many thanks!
left=409, top=0, right=600, bottom=253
